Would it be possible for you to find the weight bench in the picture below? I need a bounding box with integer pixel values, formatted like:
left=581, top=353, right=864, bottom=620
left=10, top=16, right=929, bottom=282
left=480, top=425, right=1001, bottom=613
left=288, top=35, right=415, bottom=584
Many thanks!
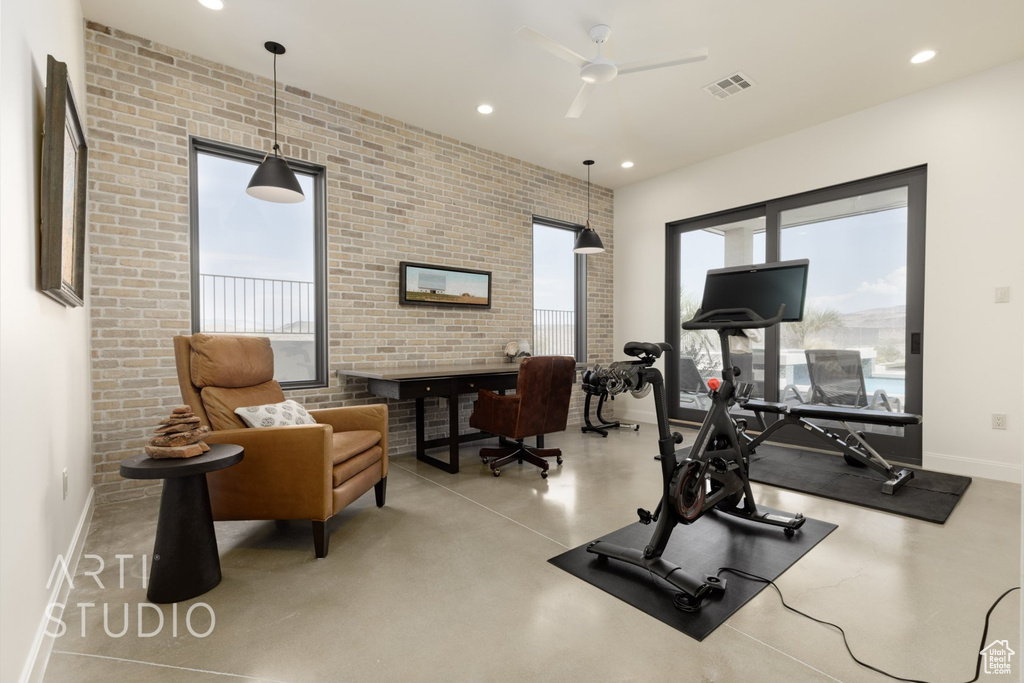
left=741, top=399, right=919, bottom=495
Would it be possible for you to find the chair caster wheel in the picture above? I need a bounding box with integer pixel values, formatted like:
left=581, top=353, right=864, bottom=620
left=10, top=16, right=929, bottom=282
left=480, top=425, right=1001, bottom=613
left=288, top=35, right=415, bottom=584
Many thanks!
left=541, top=470, right=548, bottom=479
left=556, top=456, right=563, bottom=465
left=601, top=433, right=608, bottom=438
left=493, top=469, right=500, bottom=477
left=633, top=425, right=640, bottom=431
left=784, top=527, right=795, bottom=537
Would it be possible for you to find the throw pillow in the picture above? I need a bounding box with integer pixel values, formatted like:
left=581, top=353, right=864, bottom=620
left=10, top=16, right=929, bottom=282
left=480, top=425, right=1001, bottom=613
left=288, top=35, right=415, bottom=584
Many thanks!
left=235, top=399, right=317, bottom=428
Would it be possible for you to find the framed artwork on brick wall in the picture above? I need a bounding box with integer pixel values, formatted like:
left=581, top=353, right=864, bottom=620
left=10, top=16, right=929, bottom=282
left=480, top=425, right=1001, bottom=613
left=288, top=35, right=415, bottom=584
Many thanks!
left=399, top=262, right=492, bottom=308
left=40, top=55, right=88, bottom=307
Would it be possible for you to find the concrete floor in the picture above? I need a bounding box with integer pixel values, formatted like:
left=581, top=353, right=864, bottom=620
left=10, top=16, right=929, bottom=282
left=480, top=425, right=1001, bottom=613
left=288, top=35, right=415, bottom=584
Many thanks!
left=44, top=425, right=1020, bottom=682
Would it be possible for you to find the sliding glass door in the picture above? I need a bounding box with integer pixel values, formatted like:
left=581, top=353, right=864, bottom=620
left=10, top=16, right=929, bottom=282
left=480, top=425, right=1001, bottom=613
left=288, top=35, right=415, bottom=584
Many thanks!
left=666, top=209, right=765, bottom=413
left=666, top=167, right=925, bottom=464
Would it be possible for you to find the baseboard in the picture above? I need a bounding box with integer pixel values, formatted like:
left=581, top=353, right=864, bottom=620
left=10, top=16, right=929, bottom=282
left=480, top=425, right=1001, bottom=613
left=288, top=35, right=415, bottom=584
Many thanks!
left=21, top=488, right=95, bottom=683
left=924, top=451, right=1022, bottom=484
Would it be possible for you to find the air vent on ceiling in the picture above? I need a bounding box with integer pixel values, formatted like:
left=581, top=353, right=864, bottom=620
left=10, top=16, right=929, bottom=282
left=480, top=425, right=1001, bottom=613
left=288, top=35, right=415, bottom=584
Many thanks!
left=703, top=72, right=754, bottom=100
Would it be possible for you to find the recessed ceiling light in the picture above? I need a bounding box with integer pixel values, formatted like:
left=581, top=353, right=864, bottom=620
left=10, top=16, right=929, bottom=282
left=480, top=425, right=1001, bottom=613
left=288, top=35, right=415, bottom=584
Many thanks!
left=910, top=50, right=936, bottom=64
left=621, top=161, right=634, bottom=169
left=197, top=0, right=224, bottom=9
left=476, top=104, right=494, bottom=115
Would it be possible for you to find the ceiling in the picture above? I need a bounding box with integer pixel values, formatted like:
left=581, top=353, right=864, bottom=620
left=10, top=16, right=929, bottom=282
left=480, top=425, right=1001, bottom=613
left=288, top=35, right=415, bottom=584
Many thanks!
left=79, top=0, right=1024, bottom=189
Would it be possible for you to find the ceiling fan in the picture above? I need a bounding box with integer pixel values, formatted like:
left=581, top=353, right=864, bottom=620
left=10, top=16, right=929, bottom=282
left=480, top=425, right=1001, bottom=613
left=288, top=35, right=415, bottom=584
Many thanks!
left=517, top=24, right=708, bottom=119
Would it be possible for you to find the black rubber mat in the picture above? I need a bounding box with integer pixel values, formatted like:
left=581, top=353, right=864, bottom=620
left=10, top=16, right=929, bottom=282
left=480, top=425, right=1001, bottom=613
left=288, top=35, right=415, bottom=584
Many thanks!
left=549, top=508, right=836, bottom=641
left=748, top=444, right=971, bottom=524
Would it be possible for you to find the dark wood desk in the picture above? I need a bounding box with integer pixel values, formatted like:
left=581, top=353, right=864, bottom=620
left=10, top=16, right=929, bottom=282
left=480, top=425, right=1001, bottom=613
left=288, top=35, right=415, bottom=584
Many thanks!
left=339, top=363, right=520, bottom=473
left=120, top=444, right=243, bottom=603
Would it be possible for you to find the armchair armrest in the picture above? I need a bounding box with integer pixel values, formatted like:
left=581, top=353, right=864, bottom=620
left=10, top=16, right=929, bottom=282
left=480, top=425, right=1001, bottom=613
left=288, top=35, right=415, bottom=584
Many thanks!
left=309, top=403, right=387, bottom=434
left=468, top=390, right=521, bottom=437
left=309, top=403, right=388, bottom=477
left=204, top=424, right=333, bottom=521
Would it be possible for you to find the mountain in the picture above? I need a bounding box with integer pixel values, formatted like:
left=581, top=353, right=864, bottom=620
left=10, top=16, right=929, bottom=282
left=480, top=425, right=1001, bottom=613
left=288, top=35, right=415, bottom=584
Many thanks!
left=841, top=305, right=905, bottom=329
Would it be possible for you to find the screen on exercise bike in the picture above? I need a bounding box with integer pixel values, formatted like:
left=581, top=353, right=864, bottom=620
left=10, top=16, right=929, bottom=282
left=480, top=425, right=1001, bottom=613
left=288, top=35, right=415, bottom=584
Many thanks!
left=700, top=259, right=809, bottom=323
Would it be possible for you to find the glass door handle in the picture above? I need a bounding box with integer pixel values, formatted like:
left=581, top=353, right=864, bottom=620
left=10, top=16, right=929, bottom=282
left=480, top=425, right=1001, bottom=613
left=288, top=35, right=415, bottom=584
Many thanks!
left=911, top=333, right=921, bottom=355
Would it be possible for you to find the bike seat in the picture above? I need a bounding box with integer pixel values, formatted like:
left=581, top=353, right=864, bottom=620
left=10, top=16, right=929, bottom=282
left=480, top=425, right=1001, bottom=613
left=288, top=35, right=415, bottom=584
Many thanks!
left=624, top=341, right=670, bottom=359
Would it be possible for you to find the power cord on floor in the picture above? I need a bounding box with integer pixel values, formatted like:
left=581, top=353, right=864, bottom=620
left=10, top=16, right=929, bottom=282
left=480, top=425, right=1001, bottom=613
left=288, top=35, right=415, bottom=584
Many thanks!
left=716, top=566, right=1020, bottom=683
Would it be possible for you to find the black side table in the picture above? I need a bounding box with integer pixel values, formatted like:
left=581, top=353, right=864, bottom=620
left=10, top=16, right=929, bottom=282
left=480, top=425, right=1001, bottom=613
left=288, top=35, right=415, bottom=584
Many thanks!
left=120, top=443, right=243, bottom=603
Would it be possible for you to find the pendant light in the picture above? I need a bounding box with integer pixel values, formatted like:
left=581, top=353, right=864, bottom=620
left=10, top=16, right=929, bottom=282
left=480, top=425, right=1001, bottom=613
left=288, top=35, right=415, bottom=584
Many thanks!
left=247, top=41, right=305, bottom=203
left=573, top=159, right=605, bottom=254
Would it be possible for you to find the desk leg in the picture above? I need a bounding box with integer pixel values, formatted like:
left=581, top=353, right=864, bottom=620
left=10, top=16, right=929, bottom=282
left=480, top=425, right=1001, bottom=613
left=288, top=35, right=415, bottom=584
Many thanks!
left=148, top=474, right=221, bottom=604
left=447, top=390, right=460, bottom=474
left=415, top=398, right=426, bottom=460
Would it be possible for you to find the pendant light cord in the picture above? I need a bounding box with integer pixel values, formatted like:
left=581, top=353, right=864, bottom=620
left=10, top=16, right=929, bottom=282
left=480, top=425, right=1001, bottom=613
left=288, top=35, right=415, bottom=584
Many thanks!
left=272, top=51, right=280, bottom=156
left=586, top=164, right=592, bottom=228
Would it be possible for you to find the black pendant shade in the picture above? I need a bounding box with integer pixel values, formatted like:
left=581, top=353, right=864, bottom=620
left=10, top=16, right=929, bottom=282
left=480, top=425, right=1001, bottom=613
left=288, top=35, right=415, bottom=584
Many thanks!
left=247, top=41, right=304, bottom=204
left=574, top=221, right=605, bottom=254
left=247, top=154, right=304, bottom=203
left=574, top=159, right=604, bottom=254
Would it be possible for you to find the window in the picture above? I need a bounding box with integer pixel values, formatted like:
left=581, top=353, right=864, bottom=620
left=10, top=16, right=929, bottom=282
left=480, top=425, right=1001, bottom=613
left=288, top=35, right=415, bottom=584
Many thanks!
left=532, top=217, right=586, bottom=361
left=665, top=167, right=926, bottom=464
left=189, top=138, right=327, bottom=388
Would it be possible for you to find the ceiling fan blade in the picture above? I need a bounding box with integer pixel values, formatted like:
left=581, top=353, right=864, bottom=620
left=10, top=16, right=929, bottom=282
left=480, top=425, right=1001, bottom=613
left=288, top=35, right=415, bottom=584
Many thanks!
left=617, top=47, right=709, bottom=76
left=517, top=26, right=589, bottom=68
left=565, top=82, right=596, bottom=119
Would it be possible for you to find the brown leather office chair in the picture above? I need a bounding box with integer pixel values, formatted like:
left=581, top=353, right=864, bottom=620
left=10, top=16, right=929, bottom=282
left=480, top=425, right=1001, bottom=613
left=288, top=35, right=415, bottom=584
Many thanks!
left=469, top=355, right=576, bottom=478
left=173, top=334, right=388, bottom=558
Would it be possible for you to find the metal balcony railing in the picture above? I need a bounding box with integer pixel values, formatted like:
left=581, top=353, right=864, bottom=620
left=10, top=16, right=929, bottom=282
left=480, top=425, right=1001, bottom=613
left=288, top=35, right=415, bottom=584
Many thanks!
left=533, top=308, right=574, bottom=356
left=198, top=273, right=315, bottom=335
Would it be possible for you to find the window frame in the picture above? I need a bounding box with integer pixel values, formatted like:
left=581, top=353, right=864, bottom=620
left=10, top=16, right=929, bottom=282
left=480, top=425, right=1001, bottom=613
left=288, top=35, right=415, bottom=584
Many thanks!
left=531, top=215, right=587, bottom=362
left=188, top=136, right=328, bottom=390
left=664, top=166, right=926, bottom=464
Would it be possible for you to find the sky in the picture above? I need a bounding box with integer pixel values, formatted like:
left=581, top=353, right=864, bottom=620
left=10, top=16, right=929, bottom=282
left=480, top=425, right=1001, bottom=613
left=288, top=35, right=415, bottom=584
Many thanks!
left=196, top=152, right=316, bottom=283
left=680, top=207, right=908, bottom=315
left=533, top=223, right=576, bottom=311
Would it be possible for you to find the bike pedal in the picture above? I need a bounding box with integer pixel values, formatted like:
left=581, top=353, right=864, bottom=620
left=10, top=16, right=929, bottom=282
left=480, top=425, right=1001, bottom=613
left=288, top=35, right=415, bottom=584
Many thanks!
left=637, top=508, right=653, bottom=525
left=709, top=457, right=729, bottom=472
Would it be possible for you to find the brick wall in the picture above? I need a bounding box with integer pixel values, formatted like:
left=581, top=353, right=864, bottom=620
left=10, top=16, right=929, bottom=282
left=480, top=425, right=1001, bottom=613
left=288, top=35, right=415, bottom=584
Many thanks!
left=84, top=23, right=615, bottom=503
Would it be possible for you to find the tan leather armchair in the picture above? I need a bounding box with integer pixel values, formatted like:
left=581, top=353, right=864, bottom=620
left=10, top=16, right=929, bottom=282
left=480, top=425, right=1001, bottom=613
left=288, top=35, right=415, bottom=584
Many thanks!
left=173, top=334, right=388, bottom=558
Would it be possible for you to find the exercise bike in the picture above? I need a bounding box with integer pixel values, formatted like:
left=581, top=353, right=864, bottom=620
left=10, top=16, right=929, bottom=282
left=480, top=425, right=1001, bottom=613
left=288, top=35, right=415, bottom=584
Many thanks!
left=586, top=259, right=810, bottom=609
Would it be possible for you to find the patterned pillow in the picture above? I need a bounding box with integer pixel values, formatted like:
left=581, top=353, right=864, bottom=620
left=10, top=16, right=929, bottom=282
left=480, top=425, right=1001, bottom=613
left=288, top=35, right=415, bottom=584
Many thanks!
left=235, top=399, right=317, bottom=428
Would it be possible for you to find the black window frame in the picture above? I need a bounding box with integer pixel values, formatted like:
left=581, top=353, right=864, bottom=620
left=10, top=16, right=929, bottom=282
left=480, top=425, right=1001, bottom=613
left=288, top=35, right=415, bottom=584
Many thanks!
left=188, top=136, right=328, bottom=390
left=532, top=215, right=588, bottom=362
left=665, top=166, right=926, bottom=464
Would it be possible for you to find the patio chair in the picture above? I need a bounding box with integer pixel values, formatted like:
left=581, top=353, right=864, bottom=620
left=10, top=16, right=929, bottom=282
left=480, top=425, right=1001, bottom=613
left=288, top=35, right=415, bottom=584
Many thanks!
left=804, top=349, right=900, bottom=412
left=679, top=356, right=709, bottom=408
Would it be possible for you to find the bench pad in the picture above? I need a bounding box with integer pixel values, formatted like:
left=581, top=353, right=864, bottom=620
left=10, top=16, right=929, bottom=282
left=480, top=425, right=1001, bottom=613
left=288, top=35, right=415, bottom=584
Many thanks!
left=789, top=403, right=921, bottom=426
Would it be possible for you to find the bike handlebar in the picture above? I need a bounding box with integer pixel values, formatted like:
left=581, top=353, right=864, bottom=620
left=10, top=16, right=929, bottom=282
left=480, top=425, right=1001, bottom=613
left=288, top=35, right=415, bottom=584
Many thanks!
left=681, top=303, right=787, bottom=331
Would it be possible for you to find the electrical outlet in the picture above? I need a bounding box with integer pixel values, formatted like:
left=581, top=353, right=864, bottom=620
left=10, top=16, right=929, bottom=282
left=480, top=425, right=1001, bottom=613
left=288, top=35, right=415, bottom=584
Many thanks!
left=62, top=468, right=69, bottom=500
left=992, top=414, right=1007, bottom=430
left=994, top=286, right=1010, bottom=304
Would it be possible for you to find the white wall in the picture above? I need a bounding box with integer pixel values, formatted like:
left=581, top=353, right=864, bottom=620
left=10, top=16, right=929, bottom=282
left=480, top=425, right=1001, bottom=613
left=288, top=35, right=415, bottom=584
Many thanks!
left=0, top=1, right=93, bottom=680
left=614, top=59, right=1024, bottom=483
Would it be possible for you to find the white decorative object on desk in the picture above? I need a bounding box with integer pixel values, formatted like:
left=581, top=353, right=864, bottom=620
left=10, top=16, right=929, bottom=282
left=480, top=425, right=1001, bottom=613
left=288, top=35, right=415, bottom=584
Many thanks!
left=503, top=341, right=520, bottom=363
